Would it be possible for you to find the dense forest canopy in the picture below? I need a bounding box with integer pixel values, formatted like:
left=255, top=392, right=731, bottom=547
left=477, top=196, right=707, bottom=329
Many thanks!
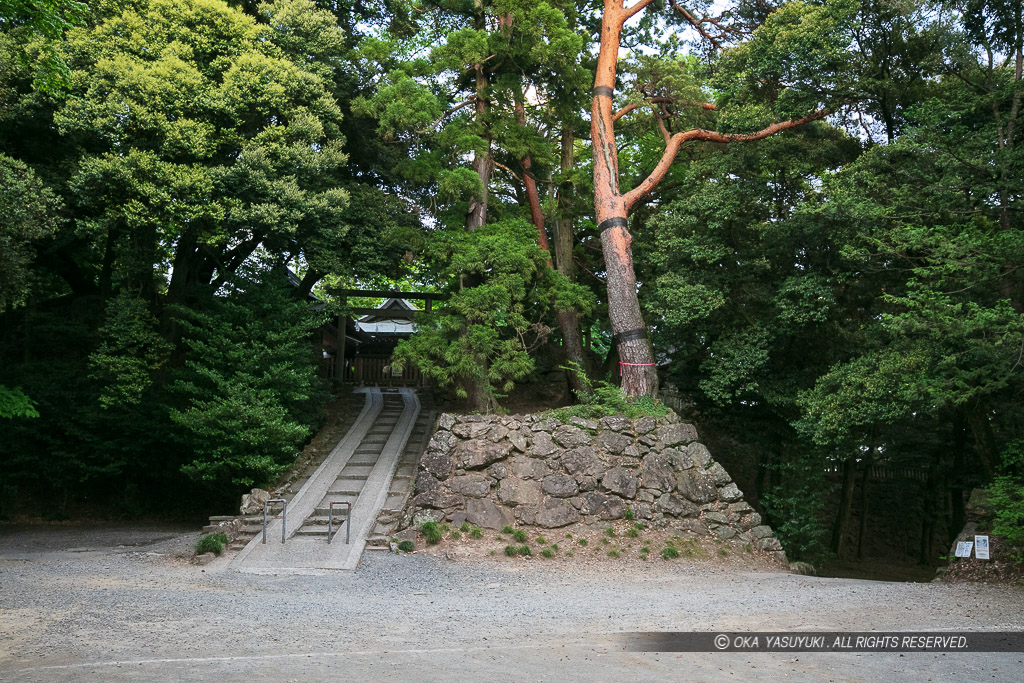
left=1, top=0, right=1022, bottom=564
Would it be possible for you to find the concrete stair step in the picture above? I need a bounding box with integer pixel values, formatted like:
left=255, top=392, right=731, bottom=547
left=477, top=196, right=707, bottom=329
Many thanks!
left=333, top=475, right=368, bottom=483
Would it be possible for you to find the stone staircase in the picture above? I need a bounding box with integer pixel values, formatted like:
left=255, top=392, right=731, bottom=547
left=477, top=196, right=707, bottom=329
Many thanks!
left=205, top=394, right=364, bottom=551
left=365, top=398, right=438, bottom=549
left=292, top=391, right=405, bottom=540
left=205, top=387, right=437, bottom=568
left=228, top=387, right=431, bottom=572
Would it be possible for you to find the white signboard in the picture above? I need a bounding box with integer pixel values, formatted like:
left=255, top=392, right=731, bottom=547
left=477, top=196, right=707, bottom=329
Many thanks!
left=955, top=541, right=973, bottom=558
left=974, top=535, right=990, bottom=560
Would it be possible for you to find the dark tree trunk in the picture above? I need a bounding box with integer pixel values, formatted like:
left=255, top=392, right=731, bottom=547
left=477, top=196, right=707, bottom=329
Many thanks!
left=831, top=460, right=856, bottom=557
left=552, top=126, right=590, bottom=397
left=966, top=402, right=999, bottom=479
left=856, top=461, right=871, bottom=560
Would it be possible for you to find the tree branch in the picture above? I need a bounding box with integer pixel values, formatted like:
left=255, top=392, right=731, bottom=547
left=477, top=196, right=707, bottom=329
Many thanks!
left=623, top=109, right=829, bottom=210
left=612, top=98, right=716, bottom=122
left=418, top=97, right=478, bottom=133
left=623, top=0, right=657, bottom=21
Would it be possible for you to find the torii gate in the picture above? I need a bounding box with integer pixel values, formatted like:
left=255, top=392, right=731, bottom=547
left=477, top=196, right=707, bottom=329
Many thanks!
left=333, top=289, right=445, bottom=383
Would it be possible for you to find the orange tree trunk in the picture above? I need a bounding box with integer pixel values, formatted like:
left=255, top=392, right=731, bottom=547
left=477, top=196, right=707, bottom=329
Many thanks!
left=589, top=0, right=828, bottom=397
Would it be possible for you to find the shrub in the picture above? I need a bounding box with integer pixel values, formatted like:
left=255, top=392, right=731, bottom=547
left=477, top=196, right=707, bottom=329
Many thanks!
left=540, top=547, right=556, bottom=558
left=420, top=521, right=443, bottom=544
left=470, top=526, right=484, bottom=539
left=990, top=442, right=1024, bottom=562
left=549, top=367, right=670, bottom=422
left=511, top=529, right=528, bottom=543
left=397, top=540, right=415, bottom=552
left=196, top=532, right=229, bottom=555
left=662, top=546, right=680, bottom=560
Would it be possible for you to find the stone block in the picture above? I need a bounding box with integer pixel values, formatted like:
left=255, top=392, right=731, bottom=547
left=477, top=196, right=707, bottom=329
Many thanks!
left=560, top=448, right=602, bottom=477
left=528, top=431, right=559, bottom=457
left=600, top=430, right=633, bottom=455
left=601, top=466, right=638, bottom=499
left=542, top=474, right=579, bottom=498
left=676, top=468, right=718, bottom=504
left=599, top=416, right=632, bottom=432
left=454, top=439, right=512, bottom=470
left=552, top=424, right=592, bottom=448
left=498, top=477, right=544, bottom=506
left=640, top=454, right=676, bottom=492
left=465, top=499, right=513, bottom=530
left=450, top=474, right=491, bottom=498
left=657, top=422, right=698, bottom=447
left=706, top=462, right=733, bottom=486
left=657, top=493, right=699, bottom=518
left=421, top=451, right=454, bottom=480
left=718, top=483, right=743, bottom=503
left=535, top=497, right=581, bottom=528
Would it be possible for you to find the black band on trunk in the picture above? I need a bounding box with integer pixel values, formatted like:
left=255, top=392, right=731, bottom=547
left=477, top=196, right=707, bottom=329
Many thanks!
left=593, top=86, right=614, bottom=98
left=613, top=328, right=648, bottom=345
left=598, top=216, right=629, bottom=232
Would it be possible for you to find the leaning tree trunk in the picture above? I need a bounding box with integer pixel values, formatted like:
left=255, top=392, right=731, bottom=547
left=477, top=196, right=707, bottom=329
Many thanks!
left=588, top=0, right=829, bottom=397
left=591, top=1, right=657, bottom=396
left=461, top=0, right=495, bottom=412
left=553, top=126, right=591, bottom=397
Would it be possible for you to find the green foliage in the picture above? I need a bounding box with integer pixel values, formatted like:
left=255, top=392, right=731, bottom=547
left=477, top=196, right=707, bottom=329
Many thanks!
left=88, top=293, right=171, bottom=409
left=393, top=220, right=591, bottom=412
left=540, top=547, right=555, bottom=558
left=550, top=369, right=670, bottom=422
left=760, top=452, right=833, bottom=564
left=0, top=384, right=39, bottom=418
left=397, top=540, right=415, bottom=552
left=661, top=546, right=680, bottom=560
left=0, top=154, right=60, bottom=310
left=503, top=544, right=532, bottom=557
left=170, top=269, right=324, bottom=491
left=420, top=521, right=443, bottom=544
left=196, top=532, right=229, bottom=555
left=990, top=443, right=1024, bottom=562
left=510, top=528, right=528, bottom=543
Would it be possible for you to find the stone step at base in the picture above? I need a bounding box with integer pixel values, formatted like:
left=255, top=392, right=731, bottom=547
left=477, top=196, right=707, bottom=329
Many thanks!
left=301, top=514, right=346, bottom=526
left=325, top=488, right=361, bottom=497
left=292, top=527, right=330, bottom=537
left=331, top=475, right=368, bottom=484
left=365, top=536, right=390, bottom=548
left=310, top=508, right=352, bottom=519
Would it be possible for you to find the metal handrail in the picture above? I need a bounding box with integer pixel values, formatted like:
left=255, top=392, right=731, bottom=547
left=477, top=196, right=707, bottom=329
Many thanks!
left=328, top=501, right=351, bottom=545
left=263, top=498, right=287, bottom=544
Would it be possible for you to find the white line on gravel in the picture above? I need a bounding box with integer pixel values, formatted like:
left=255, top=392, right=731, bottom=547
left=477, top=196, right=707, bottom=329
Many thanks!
left=12, top=642, right=589, bottom=673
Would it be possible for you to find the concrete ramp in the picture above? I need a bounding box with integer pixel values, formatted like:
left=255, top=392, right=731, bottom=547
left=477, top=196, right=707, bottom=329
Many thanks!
left=232, top=387, right=420, bottom=574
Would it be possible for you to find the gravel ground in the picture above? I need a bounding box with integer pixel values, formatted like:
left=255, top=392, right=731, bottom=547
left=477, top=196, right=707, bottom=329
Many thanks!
left=1, top=523, right=1023, bottom=682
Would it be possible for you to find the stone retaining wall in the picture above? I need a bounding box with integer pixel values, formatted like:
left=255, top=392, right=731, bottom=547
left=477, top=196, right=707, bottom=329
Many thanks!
left=400, top=410, right=786, bottom=561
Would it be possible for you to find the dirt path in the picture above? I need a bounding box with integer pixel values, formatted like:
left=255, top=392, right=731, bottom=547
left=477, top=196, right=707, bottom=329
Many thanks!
left=1, top=524, right=1022, bottom=681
